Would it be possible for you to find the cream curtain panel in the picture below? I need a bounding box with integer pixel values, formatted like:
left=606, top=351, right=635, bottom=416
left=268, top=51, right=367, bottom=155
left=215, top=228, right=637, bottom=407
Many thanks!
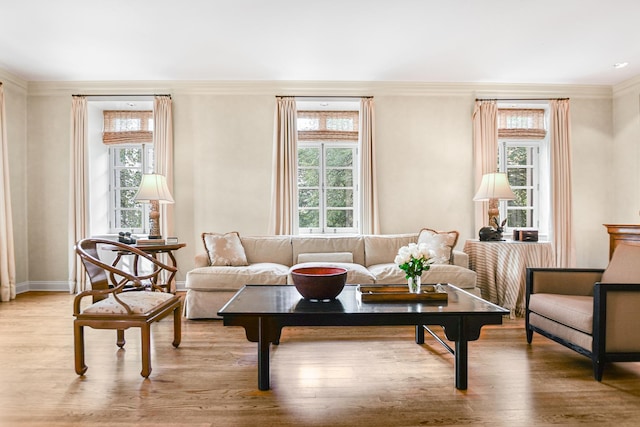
left=0, top=83, right=16, bottom=302
left=68, top=96, right=89, bottom=293
left=472, top=100, right=498, bottom=231
left=360, top=98, right=379, bottom=234
left=153, top=96, right=174, bottom=238
left=269, top=97, right=298, bottom=235
left=550, top=99, right=575, bottom=267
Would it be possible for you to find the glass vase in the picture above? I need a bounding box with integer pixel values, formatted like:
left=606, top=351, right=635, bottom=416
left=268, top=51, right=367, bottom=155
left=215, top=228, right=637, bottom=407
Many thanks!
left=408, top=275, right=421, bottom=294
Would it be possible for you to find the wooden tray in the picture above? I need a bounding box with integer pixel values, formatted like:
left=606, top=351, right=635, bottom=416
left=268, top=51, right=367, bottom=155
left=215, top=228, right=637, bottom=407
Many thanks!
left=357, top=284, right=448, bottom=303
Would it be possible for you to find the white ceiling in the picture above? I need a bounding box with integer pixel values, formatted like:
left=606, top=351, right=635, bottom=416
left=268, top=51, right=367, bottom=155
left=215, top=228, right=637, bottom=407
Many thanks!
left=1, top=0, right=639, bottom=86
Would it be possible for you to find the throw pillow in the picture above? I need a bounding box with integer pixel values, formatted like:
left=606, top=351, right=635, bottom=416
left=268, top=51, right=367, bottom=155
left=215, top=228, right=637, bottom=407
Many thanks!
left=297, top=252, right=354, bottom=263
left=601, top=243, right=640, bottom=283
left=417, top=228, right=459, bottom=264
left=202, top=232, right=248, bottom=266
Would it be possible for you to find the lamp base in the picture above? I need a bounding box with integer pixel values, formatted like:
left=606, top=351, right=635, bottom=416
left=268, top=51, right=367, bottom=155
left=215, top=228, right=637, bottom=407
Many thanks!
left=148, top=200, right=162, bottom=240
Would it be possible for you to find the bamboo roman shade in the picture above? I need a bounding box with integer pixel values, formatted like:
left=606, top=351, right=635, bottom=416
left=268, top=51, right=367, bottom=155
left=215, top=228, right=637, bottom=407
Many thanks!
left=297, top=111, right=359, bottom=141
left=498, top=108, right=546, bottom=139
left=102, top=110, right=153, bottom=145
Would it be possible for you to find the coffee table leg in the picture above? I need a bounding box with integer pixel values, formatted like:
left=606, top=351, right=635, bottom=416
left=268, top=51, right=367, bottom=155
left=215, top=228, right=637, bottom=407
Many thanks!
left=455, top=340, right=468, bottom=390
left=258, top=317, right=270, bottom=390
left=415, top=325, right=425, bottom=344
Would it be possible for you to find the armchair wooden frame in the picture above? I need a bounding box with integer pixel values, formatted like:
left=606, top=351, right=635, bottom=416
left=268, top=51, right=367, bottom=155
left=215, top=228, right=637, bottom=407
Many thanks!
left=526, top=267, right=640, bottom=380
left=74, top=238, right=182, bottom=377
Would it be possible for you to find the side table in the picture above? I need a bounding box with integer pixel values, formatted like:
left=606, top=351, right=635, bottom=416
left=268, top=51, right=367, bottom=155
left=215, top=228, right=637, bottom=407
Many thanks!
left=463, top=239, right=554, bottom=318
left=110, top=242, right=186, bottom=293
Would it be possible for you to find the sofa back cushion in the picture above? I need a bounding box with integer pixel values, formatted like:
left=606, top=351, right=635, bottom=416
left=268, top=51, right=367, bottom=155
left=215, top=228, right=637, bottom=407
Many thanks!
left=297, top=252, right=354, bottom=263
left=240, top=236, right=293, bottom=266
left=291, top=236, right=365, bottom=266
left=601, top=243, right=640, bottom=283
left=363, top=234, right=418, bottom=267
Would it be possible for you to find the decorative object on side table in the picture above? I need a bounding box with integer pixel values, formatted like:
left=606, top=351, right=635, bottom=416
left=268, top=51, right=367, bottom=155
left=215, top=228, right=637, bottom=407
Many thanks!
left=134, top=173, right=174, bottom=240
left=395, top=243, right=435, bottom=293
left=473, top=172, right=515, bottom=241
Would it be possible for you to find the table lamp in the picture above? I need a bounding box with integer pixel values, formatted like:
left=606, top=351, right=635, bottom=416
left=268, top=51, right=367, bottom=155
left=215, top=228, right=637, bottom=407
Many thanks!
left=473, top=172, right=515, bottom=228
left=134, top=173, right=174, bottom=239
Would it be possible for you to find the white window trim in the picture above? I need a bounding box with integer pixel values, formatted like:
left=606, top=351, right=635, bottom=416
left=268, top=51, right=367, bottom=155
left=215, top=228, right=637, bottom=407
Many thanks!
left=296, top=141, right=359, bottom=235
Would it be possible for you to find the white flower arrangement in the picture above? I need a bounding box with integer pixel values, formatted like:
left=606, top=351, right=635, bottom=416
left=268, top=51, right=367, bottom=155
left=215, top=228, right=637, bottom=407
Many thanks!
left=394, top=243, right=435, bottom=279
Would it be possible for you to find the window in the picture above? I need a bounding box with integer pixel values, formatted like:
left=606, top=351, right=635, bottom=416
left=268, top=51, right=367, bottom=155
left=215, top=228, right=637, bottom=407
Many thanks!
left=296, top=107, right=359, bottom=234
left=109, top=144, right=154, bottom=233
left=497, top=106, right=550, bottom=238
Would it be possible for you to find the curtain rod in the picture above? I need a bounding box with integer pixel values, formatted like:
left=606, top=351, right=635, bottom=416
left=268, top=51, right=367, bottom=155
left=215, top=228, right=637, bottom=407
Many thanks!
left=72, top=94, right=171, bottom=98
left=475, top=97, right=569, bottom=101
left=276, top=95, right=373, bottom=98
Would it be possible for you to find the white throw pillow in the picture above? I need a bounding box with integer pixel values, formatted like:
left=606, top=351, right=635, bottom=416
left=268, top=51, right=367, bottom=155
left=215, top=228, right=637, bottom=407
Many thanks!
left=297, top=252, right=354, bottom=263
left=202, top=231, right=248, bottom=266
left=417, top=228, right=459, bottom=264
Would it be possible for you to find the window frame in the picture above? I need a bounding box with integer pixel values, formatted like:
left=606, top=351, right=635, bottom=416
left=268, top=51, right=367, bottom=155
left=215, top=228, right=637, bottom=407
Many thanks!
left=296, top=140, right=359, bottom=235
left=108, top=143, right=154, bottom=234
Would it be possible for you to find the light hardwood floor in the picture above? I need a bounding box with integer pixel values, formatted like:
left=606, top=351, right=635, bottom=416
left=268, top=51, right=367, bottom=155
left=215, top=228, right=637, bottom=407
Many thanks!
left=1, top=292, right=640, bottom=427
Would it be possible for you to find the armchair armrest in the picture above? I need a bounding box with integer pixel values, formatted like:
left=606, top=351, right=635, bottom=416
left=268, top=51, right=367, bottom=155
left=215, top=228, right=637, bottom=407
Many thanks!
left=594, top=282, right=640, bottom=353
left=452, top=250, right=469, bottom=268
left=195, top=253, right=210, bottom=268
left=526, top=268, right=604, bottom=297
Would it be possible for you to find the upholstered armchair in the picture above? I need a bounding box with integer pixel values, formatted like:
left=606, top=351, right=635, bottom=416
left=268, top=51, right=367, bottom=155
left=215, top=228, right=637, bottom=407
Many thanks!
left=526, top=243, right=640, bottom=380
left=74, top=238, right=182, bottom=377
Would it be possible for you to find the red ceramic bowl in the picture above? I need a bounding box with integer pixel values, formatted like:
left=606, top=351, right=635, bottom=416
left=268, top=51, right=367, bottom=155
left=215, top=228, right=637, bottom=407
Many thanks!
left=291, top=267, right=348, bottom=301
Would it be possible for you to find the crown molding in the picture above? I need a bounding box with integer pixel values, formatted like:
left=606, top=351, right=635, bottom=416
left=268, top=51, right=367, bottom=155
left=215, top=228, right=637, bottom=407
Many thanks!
left=612, top=75, right=640, bottom=97
left=0, top=68, right=28, bottom=92
left=25, top=79, right=613, bottom=99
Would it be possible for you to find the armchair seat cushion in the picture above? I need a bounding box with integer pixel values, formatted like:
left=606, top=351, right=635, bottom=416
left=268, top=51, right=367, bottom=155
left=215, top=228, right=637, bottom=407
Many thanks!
left=82, top=292, right=176, bottom=315
left=529, top=293, right=593, bottom=335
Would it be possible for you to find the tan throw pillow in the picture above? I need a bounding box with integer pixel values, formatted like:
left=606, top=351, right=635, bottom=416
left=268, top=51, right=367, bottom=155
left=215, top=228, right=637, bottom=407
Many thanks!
left=601, top=243, right=640, bottom=283
left=417, top=228, right=459, bottom=264
left=202, top=232, right=248, bottom=266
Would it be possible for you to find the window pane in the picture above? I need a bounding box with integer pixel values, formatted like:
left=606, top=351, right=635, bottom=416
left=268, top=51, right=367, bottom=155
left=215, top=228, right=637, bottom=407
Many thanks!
left=507, top=209, right=532, bottom=228
left=118, top=210, right=142, bottom=229
left=299, top=209, right=319, bottom=228
left=506, top=147, right=531, bottom=166
left=119, top=169, right=142, bottom=188
left=299, top=189, right=319, bottom=208
left=507, top=168, right=530, bottom=187
left=326, top=118, right=354, bottom=131
left=326, top=169, right=353, bottom=187
left=508, top=188, right=532, bottom=207
left=119, top=147, right=142, bottom=167
left=326, top=189, right=353, bottom=208
left=119, top=189, right=139, bottom=208
left=298, top=147, right=320, bottom=166
left=326, top=148, right=353, bottom=167
left=297, top=118, right=320, bottom=131
left=298, top=168, right=319, bottom=187
left=327, top=209, right=353, bottom=228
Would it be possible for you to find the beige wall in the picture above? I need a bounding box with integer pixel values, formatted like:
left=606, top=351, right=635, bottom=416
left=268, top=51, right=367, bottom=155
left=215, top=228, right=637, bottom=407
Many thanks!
left=7, top=79, right=631, bottom=288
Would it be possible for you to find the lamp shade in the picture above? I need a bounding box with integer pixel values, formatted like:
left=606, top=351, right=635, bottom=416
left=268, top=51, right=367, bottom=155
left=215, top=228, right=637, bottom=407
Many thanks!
left=134, top=174, right=174, bottom=204
left=473, top=173, right=515, bottom=201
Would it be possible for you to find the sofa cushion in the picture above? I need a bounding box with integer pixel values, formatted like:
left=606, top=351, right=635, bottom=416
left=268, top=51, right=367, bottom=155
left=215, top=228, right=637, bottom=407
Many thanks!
left=529, top=293, right=593, bottom=335
left=418, top=228, right=459, bottom=264
left=185, top=263, right=289, bottom=291
left=601, top=243, right=640, bottom=283
left=367, top=263, right=476, bottom=289
left=297, top=252, right=354, bottom=263
left=202, top=232, right=248, bottom=266
left=289, top=262, right=376, bottom=285
left=291, top=236, right=365, bottom=266
left=363, top=233, right=417, bottom=267
left=240, top=235, right=293, bottom=266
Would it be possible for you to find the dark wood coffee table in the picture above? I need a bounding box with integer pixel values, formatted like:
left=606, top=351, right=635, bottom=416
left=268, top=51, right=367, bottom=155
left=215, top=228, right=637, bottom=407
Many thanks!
left=218, top=284, right=508, bottom=391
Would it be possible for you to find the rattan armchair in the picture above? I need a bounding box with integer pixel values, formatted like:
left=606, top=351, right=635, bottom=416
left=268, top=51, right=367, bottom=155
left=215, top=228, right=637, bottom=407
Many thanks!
left=73, top=238, right=182, bottom=377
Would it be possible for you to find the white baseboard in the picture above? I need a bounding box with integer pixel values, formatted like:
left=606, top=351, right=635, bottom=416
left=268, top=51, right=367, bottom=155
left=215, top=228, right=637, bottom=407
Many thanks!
left=17, top=281, right=186, bottom=294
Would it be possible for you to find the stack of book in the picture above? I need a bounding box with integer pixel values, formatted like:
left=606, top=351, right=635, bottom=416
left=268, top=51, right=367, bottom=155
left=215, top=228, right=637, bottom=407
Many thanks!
left=136, top=239, right=165, bottom=246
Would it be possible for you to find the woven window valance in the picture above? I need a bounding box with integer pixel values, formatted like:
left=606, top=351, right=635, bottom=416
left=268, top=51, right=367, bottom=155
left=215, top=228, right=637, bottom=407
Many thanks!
left=498, top=108, right=546, bottom=139
left=102, top=110, right=153, bottom=145
left=297, top=110, right=359, bottom=141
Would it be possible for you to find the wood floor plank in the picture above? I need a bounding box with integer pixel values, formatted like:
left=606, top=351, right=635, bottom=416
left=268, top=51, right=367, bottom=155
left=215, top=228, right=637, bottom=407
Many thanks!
left=1, top=292, right=639, bottom=426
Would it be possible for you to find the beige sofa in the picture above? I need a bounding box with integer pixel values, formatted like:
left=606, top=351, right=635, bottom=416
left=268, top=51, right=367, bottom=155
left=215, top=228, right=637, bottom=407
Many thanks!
left=184, top=232, right=479, bottom=319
